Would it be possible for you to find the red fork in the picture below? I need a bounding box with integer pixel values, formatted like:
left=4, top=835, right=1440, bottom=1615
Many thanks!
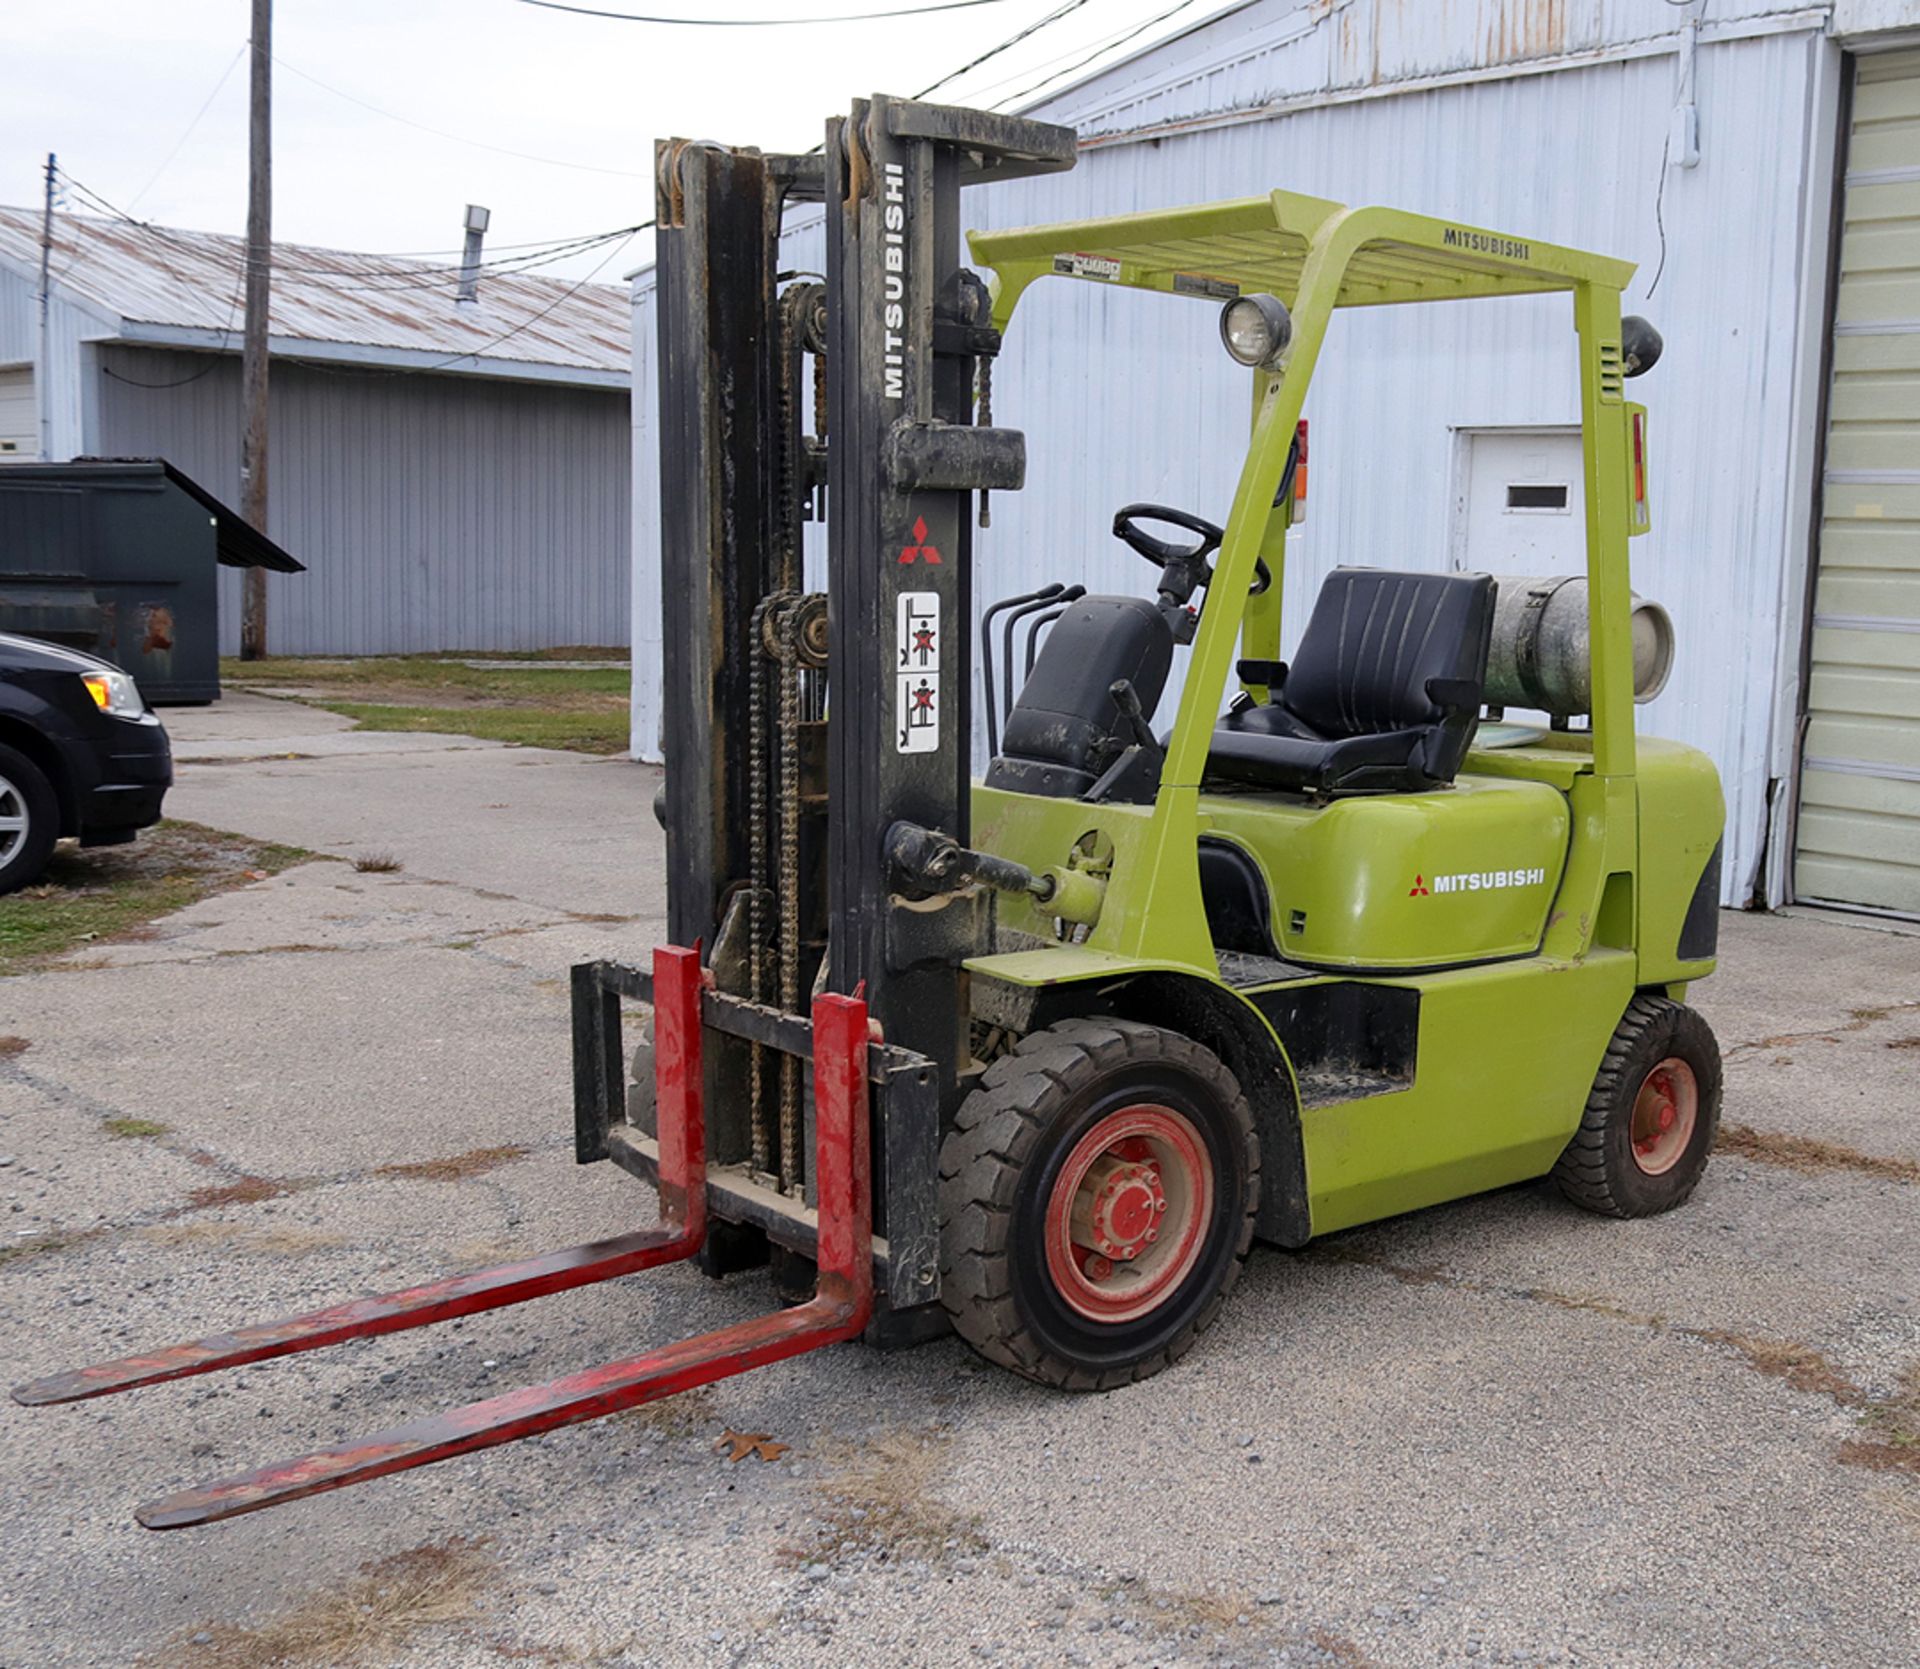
left=12, top=944, right=710, bottom=1409
left=132, top=988, right=873, bottom=1529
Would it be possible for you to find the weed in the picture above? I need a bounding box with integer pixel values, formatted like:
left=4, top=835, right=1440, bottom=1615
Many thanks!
left=103, top=1117, right=171, bottom=1139
left=372, top=1145, right=527, bottom=1183
left=353, top=852, right=403, bottom=874
left=155, top=1536, right=493, bottom=1667
left=1716, top=1123, right=1920, bottom=1185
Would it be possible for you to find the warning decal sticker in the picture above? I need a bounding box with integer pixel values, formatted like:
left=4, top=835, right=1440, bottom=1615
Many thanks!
left=896, top=590, right=940, bottom=754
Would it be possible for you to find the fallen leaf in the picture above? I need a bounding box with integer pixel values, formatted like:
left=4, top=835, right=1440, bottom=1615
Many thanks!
left=715, top=1429, right=789, bottom=1464
left=245, top=869, right=271, bottom=881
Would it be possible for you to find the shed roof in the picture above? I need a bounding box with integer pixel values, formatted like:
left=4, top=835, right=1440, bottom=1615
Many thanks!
left=0, top=209, right=630, bottom=388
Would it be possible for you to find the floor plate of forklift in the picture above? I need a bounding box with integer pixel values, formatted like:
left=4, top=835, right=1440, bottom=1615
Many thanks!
left=1, top=698, right=1915, bottom=1668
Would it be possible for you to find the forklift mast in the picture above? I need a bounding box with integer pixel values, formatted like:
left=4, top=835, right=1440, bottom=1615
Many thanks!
left=653, top=99, right=1075, bottom=1300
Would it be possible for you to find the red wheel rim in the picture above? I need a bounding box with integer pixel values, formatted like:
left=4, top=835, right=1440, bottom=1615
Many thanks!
left=1629, top=1056, right=1698, bottom=1177
left=1043, top=1104, right=1213, bottom=1324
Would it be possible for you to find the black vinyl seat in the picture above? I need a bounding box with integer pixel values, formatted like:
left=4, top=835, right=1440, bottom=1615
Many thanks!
left=1209, top=568, right=1494, bottom=796
left=985, top=595, right=1174, bottom=799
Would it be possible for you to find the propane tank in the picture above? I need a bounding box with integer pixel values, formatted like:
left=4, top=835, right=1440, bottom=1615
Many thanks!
left=1483, top=574, right=1674, bottom=717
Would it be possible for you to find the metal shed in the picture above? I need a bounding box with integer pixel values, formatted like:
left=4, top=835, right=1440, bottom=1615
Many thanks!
left=0, top=458, right=304, bottom=703
left=0, top=210, right=631, bottom=657
left=627, top=0, right=1920, bottom=920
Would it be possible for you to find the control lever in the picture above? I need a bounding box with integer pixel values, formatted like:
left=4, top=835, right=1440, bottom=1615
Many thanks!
left=1086, top=680, right=1165, bottom=808
left=1109, top=679, right=1161, bottom=754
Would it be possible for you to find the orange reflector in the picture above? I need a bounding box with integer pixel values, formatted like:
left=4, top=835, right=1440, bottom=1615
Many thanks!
left=82, top=674, right=112, bottom=711
left=1293, top=419, right=1309, bottom=504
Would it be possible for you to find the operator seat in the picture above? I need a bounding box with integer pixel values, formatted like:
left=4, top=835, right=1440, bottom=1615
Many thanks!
left=1209, top=568, right=1494, bottom=796
left=985, top=595, right=1174, bottom=799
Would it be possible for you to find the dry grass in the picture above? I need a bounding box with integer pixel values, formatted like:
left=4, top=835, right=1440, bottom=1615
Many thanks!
left=186, top=1175, right=289, bottom=1211
left=611, top=1384, right=720, bottom=1439
left=137, top=1220, right=350, bottom=1257
left=372, top=1144, right=528, bottom=1183
left=788, top=1428, right=986, bottom=1567
left=352, top=853, right=403, bottom=874
left=1716, top=1123, right=1920, bottom=1184
left=1309, top=1628, right=1382, bottom=1666
left=157, top=1537, right=493, bottom=1667
left=1844, top=1363, right=1920, bottom=1478
left=1694, top=1330, right=1868, bottom=1407
left=0, top=1034, right=27, bottom=1058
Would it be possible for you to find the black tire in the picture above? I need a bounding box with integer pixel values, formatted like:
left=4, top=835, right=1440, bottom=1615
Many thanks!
left=0, top=743, right=59, bottom=897
left=1554, top=994, right=1721, bottom=1218
left=938, top=1018, right=1259, bottom=1390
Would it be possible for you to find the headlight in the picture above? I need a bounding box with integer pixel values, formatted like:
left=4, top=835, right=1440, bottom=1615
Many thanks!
left=81, top=669, right=145, bottom=719
left=1219, top=292, right=1293, bottom=369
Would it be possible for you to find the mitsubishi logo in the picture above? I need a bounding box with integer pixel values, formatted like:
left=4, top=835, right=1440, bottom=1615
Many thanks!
left=898, top=516, right=943, bottom=565
left=1408, top=874, right=1430, bottom=897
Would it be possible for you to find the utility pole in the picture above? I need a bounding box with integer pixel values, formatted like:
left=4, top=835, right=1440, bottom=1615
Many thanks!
left=239, top=0, right=272, bottom=661
left=36, top=153, right=55, bottom=462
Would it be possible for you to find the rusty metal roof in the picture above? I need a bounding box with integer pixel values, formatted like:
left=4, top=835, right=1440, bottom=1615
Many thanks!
left=0, top=208, right=630, bottom=384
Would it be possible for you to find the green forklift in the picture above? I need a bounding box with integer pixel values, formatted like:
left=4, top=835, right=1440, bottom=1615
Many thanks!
left=943, top=186, right=1724, bottom=1386
left=15, top=102, right=1726, bottom=1524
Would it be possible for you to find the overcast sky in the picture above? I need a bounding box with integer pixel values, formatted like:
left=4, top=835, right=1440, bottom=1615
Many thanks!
left=3, top=0, right=1225, bottom=284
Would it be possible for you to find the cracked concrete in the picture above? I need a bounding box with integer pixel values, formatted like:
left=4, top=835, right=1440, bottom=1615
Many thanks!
left=0, top=693, right=1914, bottom=1668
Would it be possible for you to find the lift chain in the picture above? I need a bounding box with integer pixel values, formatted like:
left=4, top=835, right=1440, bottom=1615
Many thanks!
left=745, top=594, right=779, bottom=1178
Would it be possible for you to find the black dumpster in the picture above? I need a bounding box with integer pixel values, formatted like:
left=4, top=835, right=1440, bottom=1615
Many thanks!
left=0, top=459, right=304, bottom=704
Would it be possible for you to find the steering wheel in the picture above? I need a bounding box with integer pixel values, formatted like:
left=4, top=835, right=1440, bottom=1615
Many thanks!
left=1111, top=503, right=1271, bottom=597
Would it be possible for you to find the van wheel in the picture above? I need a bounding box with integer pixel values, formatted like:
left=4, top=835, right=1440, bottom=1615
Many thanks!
left=938, top=1018, right=1258, bottom=1390
left=0, top=744, right=58, bottom=896
left=1554, top=995, right=1722, bottom=1218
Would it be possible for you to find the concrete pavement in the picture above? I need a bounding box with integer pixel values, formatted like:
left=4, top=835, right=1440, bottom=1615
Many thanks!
left=0, top=695, right=1913, bottom=1668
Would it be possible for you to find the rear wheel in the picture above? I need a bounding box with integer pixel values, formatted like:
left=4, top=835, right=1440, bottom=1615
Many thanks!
left=1554, top=995, right=1721, bottom=1218
left=938, top=1018, right=1258, bottom=1389
left=0, top=744, right=58, bottom=897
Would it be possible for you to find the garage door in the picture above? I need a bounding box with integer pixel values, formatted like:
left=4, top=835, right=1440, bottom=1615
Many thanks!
left=0, top=367, right=33, bottom=459
left=1796, top=48, right=1920, bottom=918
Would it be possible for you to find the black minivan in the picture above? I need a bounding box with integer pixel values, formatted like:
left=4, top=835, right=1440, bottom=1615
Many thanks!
left=0, top=632, right=173, bottom=894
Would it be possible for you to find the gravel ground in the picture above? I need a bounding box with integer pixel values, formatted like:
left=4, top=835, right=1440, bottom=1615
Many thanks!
left=0, top=695, right=1914, bottom=1669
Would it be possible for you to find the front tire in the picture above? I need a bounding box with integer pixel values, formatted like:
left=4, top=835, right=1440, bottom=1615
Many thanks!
left=1554, top=995, right=1721, bottom=1218
left=0, top=744, right=58, bottom=897
left=938, top=1018, right=1258, bottom=1390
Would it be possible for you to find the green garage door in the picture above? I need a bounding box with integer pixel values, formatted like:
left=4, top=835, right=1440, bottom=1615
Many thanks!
left=1797, top=48, right=1920, bottom=918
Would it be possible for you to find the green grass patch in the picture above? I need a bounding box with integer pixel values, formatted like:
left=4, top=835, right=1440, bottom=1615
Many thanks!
left=0, top=820, right=311, bottom=976
left=319, top=700, right=629, bottom=754
left=222, top=653, right=631, bottom=755
left=103, top=1116, right=171, bottom=1139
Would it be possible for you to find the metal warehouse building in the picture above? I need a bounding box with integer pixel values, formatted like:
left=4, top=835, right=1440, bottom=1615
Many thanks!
left=0, top=210, right=631, bottom=656
left=630, top=0, right=1920, bottom=922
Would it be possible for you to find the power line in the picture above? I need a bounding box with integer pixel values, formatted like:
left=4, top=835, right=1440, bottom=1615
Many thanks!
left=914, top=0, right=1089, bottom=99
left=273, top=55, right=653, bottom=179
left=991, top=0, right=1220, bottom=112
left=126, top=42, right=249, bottom=215
left=53, top=169, right=639, bottom=296
left=516, top=0, right=1014, bottom=20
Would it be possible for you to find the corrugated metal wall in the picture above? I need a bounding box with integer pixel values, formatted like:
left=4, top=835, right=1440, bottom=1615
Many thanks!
left=95, top=345, right=631, bottom=655
left=0, top=270, right=106, bottom=460
left=630, top=14, right=1837, bottom=908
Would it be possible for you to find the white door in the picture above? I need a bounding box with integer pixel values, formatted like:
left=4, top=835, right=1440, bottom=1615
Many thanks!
left=0, top=367, right=33, bottom=459
left=1452, top=427, right=1586, bottom=577
left=1795, top=47, right=1920, bottom=920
